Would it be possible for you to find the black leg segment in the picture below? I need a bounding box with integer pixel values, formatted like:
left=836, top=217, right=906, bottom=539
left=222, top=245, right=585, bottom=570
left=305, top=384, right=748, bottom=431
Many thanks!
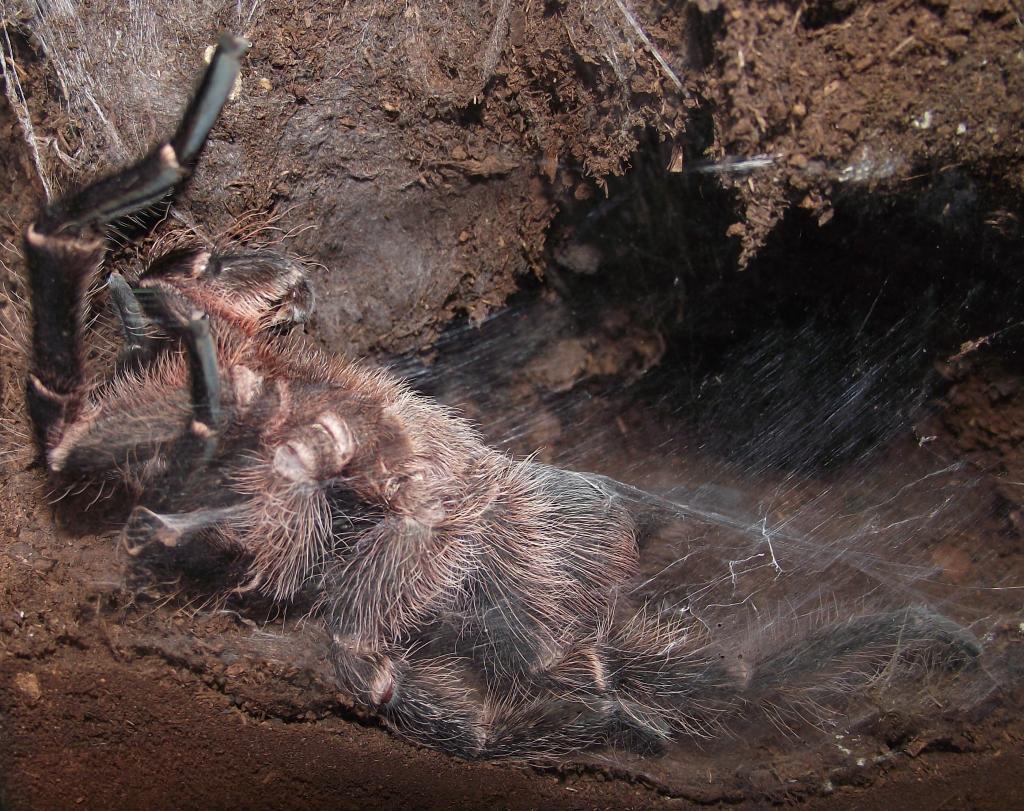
left=182, top=311, right=223, bottom=444
left=107, top=271, right=157, bottom=372
left=34, top=34, right=250, bottom=236
left=172, top=34, right=250, bottom=163
left=24, top=34, right=248, bottom=454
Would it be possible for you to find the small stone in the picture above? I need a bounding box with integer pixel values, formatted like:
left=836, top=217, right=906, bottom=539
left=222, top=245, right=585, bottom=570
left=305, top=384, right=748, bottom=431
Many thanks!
left=791, top=102, right=807, bottom=118
left=31, top=557, right=55, bottom=574
left=910, top=110, right=933, bottom=130
left=853, top=55, right=874, bottom=72
left=942, top=35, right=969, bottom=55
left=837, top=113, right=862, bottom=134
left=573, top=183, right=593, bottom=201
left=666, top=144, right=684, bottom=173
left=14, top=672, right=42, bottom=703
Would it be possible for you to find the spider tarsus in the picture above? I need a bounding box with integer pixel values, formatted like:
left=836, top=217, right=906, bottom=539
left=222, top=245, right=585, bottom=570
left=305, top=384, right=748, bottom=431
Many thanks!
left=107, top=272, right=153, bottom=364
left=171, top=34, right=250, bottom=163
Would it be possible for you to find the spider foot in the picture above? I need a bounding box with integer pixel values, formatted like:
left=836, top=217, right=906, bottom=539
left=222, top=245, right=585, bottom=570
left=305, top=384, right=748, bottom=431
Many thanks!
left=228, top=573, right=264, bottom=598
left=479, top=696, right=623, bottom=760
left=35, top=35, right=248, bottom=237
left=122, top=505, right=237, bottom=556
left=123, top=507, right=188, bottom=556
left=139, top=249, right=314, bottom=333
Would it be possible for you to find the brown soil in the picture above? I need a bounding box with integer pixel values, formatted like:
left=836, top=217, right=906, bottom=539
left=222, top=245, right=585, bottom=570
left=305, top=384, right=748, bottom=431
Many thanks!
left=2, top=0, right=1024, bottom=808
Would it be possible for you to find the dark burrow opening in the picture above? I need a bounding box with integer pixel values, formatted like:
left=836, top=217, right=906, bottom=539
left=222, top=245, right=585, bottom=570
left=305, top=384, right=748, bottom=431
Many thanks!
left=390, top=139, right=1024, bottom=785
left=403, top=136, right=1024, bottom=484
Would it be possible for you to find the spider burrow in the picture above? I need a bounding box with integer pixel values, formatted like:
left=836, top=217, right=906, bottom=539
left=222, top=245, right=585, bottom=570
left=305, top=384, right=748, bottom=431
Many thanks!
left=23, top=34, right=982, bottom=760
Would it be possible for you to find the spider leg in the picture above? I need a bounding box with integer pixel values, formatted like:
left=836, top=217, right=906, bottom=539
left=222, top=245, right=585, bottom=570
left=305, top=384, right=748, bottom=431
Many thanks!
left=107, top=272, right=157, bottom=373
left=325, top=516, right=625, bottom=759
left=107, top=272, right=222, bottom=443
left=35, top=35, right=249, bottom=235
left=481, top=696, right=616, bottom=759
left=331, top=633, right=627, bottom=760
left=466, top=592, right=570, bottom=686
left=170, top=38, right=250, bottom=165
left=331, top=637, right=487, bottom=759
left=172, top=308, right=222, bottom=447
left=603, top=634, right=740, bottom=744
left=25, top=34, right=248, bottom=454
left=44, top=293, right=226, bottom=482
left=24, top=229, right=107, bottom=450
left=123, top=504, right=244, bottom=555
left=115, top=281, right=223, bottom=465
left=748, top=607, right=981, bottom=704
left=139, top=248, right=315, bottom=333
left=596, top=606, right=981, bottom=748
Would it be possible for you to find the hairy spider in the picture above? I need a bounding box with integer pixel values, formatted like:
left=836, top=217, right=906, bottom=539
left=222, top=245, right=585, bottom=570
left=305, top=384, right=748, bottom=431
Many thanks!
left=24, top=36, right=981, bottom=760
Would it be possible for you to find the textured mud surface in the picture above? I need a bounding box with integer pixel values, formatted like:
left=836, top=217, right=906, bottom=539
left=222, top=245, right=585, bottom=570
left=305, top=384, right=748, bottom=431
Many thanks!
left=2, top=0, right=1024, bottom=808
left=3, top=0, right=1022, bottom=351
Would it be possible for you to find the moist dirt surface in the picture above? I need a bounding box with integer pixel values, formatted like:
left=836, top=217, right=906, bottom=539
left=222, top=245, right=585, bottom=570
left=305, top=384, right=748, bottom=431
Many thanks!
left=2, top=0, right=1024, bottom=808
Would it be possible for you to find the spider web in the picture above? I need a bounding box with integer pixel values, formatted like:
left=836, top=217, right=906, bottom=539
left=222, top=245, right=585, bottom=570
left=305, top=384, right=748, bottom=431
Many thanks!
left=397, top=286, right=1023, bottom=792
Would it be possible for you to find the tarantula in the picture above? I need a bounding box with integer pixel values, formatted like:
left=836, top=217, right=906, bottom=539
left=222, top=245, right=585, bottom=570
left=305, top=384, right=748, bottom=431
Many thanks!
left=24, top=36, right=981, bottom=760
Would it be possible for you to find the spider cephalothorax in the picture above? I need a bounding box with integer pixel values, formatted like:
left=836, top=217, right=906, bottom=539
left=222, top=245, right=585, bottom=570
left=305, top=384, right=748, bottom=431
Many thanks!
left=24, top=35, right=981, bottom=760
